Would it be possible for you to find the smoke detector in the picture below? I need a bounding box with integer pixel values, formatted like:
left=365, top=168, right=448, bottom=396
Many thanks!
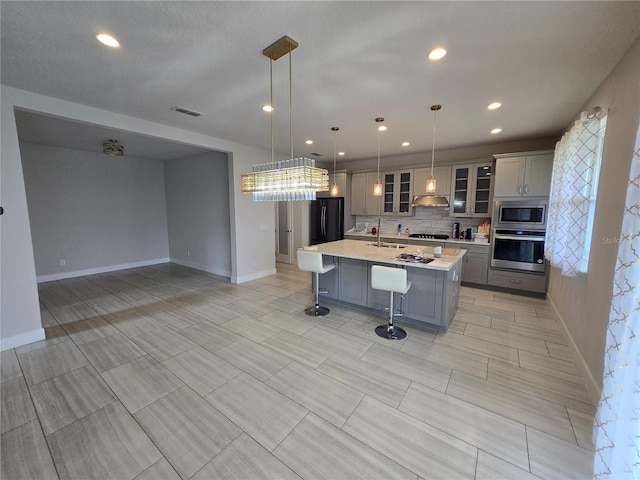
left=103, top=139, right=124, bottom=156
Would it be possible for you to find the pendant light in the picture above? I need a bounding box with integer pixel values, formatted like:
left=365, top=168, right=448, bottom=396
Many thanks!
left=426, top=104, right=441, bottom=193
left=373, top=117, right=385, bottom=196
left=240, top=35, right=329, bottom=201
left=330, top=127, right=339, bottom=196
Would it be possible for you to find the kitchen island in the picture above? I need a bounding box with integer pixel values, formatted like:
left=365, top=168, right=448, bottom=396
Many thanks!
left=308, top=239, right=465, bottom=331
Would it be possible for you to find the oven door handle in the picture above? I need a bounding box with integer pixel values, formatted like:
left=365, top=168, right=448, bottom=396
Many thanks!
left=494, top=234, right=546, bottom=242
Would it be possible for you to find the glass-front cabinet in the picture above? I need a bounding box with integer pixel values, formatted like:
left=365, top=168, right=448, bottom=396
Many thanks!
left=382, top=170, right=413, bottom=216
left=450, top=162, right=494, bottom=217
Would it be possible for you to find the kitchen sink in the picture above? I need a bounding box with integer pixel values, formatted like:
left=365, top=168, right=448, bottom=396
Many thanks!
left=366, top=243, right=407, bottom=249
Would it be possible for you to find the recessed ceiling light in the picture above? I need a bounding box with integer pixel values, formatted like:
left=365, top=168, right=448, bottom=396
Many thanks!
left=378, top=125, right=387, bottom=132
left=402, top=142, right=410, bottom=147
left=96, top=33, right=120, bottom=48
left=428, top=47, right=447, bottom=60
left=305, top=139, right=313, bottom=145
left=491, top=128, right=502, bottom=134
left=262, top=105, right=273, bottom=112
left=488, top=102, right=502, bottom=110
left=338, top=152, right=345, bottom=156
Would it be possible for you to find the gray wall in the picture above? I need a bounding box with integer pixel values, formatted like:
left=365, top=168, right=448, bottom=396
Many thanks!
left=21, top=143, right=170, bottom=279
left=0, top=86, right=276, bottom=352
left=164, top=151, right=232, bottom=276
left=548, top=38, right=640, bottom=402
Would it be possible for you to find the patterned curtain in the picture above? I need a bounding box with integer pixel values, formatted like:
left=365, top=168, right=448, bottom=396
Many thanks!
left=593, top=125, right=640, bottom=479
left=546, top=110, right=607, bottom=276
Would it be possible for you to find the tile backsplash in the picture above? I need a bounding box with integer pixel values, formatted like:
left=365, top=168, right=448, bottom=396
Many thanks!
left=354, top=208, right=489, bottom=237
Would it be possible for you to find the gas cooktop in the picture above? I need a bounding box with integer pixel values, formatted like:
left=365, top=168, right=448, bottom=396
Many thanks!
left=408, top=234, right=450, bottom=239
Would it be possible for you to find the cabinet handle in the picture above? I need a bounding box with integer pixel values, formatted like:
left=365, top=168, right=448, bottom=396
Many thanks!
left=517, top=184, right=523, bottom=195
left=524, top=184, right=529, bottom=195
left=509, top=279, right=522, bottom=284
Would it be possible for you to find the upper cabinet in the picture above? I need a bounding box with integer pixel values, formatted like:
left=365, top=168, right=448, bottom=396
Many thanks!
left=382, top=169, right=414, bottom=216
left=351, top=172, right=382, bottom=215
left=450, top=162, right=494, bottom=218
left=318, top=171, right=350, bottom=199
left=412, top=166, right=451, bottom=197
left=493, top=151, right=554, bottom=197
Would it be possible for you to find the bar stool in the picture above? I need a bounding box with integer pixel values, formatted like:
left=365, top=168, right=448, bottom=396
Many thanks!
left=297, top=249, right=336, bottom=316
left=371, top=265, right=411, bottom=340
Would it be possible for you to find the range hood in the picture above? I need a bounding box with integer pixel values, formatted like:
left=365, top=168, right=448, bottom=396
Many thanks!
left=411, top=195, right=450, bottom=208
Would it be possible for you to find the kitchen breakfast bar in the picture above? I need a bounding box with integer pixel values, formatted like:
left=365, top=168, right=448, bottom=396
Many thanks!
left=308, top=239, right=465, bottom=331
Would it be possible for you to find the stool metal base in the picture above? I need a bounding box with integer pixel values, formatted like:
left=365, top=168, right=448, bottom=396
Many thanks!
left=305, top=305, right=330, bottom=316
left=375, top=324, right=407, bottom=340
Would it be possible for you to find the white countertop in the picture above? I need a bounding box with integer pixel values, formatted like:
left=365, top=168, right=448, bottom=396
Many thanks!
left=344, top=231, right=490, bottom=248
left=310, top=239, right=465, bottom=271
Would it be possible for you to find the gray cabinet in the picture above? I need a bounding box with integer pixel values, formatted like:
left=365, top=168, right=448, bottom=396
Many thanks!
left=382, top=170, right=414, bottom=216
left=459, top=245, right=489, bottom=285
left=487, top=268, right=548, bottom=294
left=413, top=166, right=451, bottom=197
left=405, top=260, right=460, bottom=330
left=404, top=268, right=443, bottom=325
left=318, top=253, right=462, bottom=330
left=337, top=257, right=368, bottom=306
left=366, top=261, right=394, bottom=310
left=316, top=256, right=338, bottom=299
left=351, top=172, right=381, bottom=215
left=450, top=162, right=494, bottom=217
left=493, top=152, right=554, bottom=197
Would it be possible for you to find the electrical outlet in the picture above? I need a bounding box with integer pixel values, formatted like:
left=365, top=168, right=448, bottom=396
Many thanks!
left=59, top=259, right=66, bottom=266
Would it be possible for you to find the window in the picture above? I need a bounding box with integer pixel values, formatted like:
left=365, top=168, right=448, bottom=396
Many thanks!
left=545, top=109, right=608, bottom=276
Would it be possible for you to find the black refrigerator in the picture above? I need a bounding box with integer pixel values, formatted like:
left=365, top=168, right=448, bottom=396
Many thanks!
left=309, top=197, right=344, bottom=245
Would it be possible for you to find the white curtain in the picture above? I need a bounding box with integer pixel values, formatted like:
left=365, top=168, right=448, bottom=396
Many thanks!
left=593, top=125, right=640, bottom=479
left=546, top=110, right=607, bottom=276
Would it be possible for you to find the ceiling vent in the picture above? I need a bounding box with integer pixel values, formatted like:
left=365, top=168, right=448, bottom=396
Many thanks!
left=171, top=106, right=203, bottom=117
left=103, top=139, right=124, bottom=156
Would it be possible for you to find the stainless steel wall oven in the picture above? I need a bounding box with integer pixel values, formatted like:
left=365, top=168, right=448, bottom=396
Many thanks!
left=491, top=229, right=546, bottom=272
left=491, top=199, right=548, bottom=273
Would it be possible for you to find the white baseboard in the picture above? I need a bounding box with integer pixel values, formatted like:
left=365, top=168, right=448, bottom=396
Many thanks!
left=1, top=327, right=45, bottom=352
left=169, top=258, right=231, bottom=278
left=36, top=258, right=171, bottom=283
left=232, top=268, right=277, bottom=284
left=547, top=294, right=602, bottom=405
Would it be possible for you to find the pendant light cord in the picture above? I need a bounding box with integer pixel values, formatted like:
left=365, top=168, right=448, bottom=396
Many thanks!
left=289, top=47, right=293, bottom=161
left=270, top=58, right=274, bottom=168
left=377, top=132, right=381, bottom=181
left=430, top=107, right=437, bottom=176
left=333, top=128, right=338, bottom=178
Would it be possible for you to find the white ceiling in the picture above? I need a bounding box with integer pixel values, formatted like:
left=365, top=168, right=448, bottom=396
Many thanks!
left=2, top=1, right=639, bottom=162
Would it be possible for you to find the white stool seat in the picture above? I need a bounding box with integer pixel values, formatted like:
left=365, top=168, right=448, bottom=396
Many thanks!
left=371, top=265, right=410, bottom=340
left=297, top=250, right=336, bottom=275
left=297, top=249, right=335, bottom=316
left=371, top=265, right=411, bottom=294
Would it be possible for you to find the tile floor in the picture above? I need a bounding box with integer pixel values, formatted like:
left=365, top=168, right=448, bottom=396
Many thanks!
left=1, top=262, right=595, bottom=479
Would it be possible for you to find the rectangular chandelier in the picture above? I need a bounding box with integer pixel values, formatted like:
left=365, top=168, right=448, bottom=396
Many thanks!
left=241, top=35, right=329, bottom=202
left=241, top=157, right=329, bottom=201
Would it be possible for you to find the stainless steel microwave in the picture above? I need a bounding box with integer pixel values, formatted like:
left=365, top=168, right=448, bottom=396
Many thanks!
left=494, top=200, right=547, bottom=230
